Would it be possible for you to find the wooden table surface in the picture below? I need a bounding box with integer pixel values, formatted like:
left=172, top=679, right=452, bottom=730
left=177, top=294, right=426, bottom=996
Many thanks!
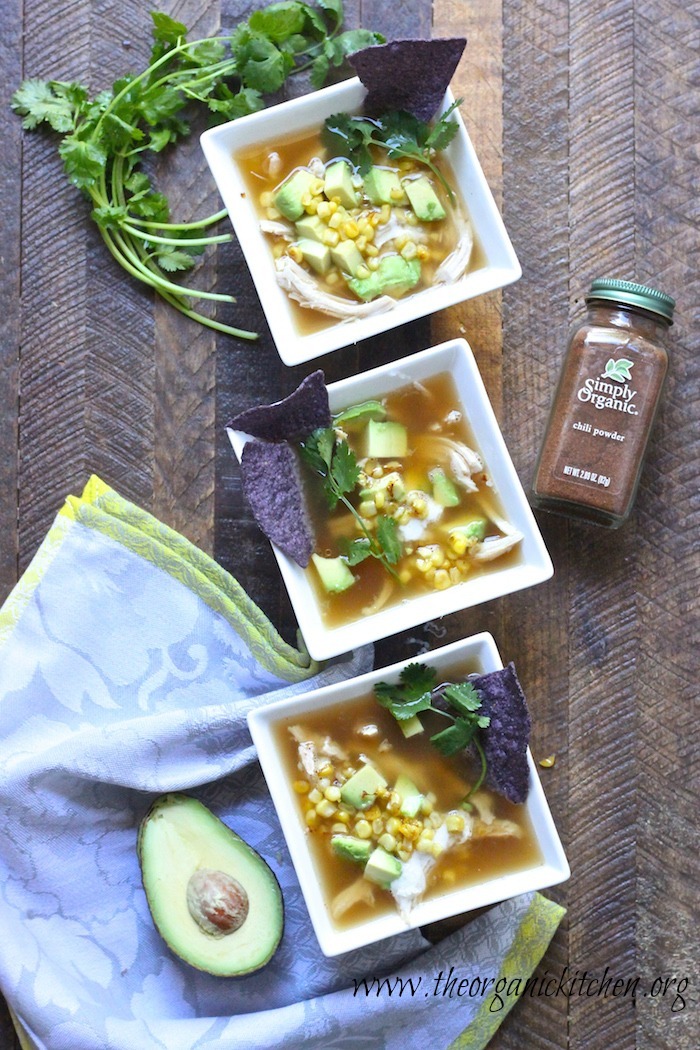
left=1, top=1, right=697, bottom=1047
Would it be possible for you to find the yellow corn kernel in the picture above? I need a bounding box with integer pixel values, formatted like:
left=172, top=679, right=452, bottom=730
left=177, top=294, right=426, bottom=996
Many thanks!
left=374, top=489, right=386, bottom=510
left=394, top=234, right=409, bottom=252
left=355, top=264, right=370, bottom=280
left=371, top=466, right=384, bottom=479
left=305, top=809, right=318, bottom=828
left=328, top=211, right=343, bottom=229
left=328, top=199, right=339, bottom=214
left=446, top=813, right=466, bottom=834
left=378, top=833, right=397, bottom=852
left=401, top=241, right=418, bottom=260
left=272, top=244, right=285, bottom=259
left=266, top=206, right=281, bottom=220
left=434, top=569, right=451, bottom=590
left=308, top=787, right=322, bottom=805
left=400, top=820, right=421, bottom=841
left=359, top=499, right=377, bottom=518
left=322, top=229, right=340, bottom=247
left=363, top=224, right=375, bottom=243
left=398, top=569, right=412, bottom=585
left=540, top=755, right=557, bottom=768
left=367, top=256, right=380, bottom=270
left=415, top=558, right=429, bottom=574
left=304, top=200, right=318, bottom=214
left=311, top=178, right=325, bottom=195
left=387, top=792, right=402, bottom=813
left=331, top=822, right=347, bottom=834
left=429, top=812, right=443, bottom=829
left=449, top=567, right=462, bottom=585
left=397, top=847, right=412, bottom=863
left=379, top=204, right=391, bottom=224
left=420, top=797, right=433, bottom=816
left=405, top=211, right=419, bottom=226
left=288, top=244, right=303, bottom=264
left=386, top=817, right=401, bottom=836
left=390, top=185, right=405, bottom=201
left=355, top=819, right=372, bottom=839
left=369, top=211, right=382, bottom=227
left=399, top=158, right=413, bottom=171
left=356, top=235, right=367, bottom=252
left=419, top=826, right=434, bottom=841
left=335, top=809, right=351, bottom=825
left=416, top=245, right=430, bottom=261
left=326, top=271, right=339, bottom=285
left=343, top=220, right=360, bottom=239
left=364, top=805, right=381, bottom=822
left=330, top=195, right=342, bottom=206
left=293, top=780, right=310, bottom=794
left=416, top=838, right=434, bottom=854
left=317, top=777, right=330, bottom=790
left=371, top=818, right=384, bottom=836
left=259, top=190, right=273, bottom=208
left=324, top=785, right=341, bottom=802
left=449, top=533, right=468, bottom=555
left=316, top=799, right=336, bottom=819
left=318, top=763, right=333, bottom=778
left=316, top=200, right=331, bottom=219
left=430, top=841, right=444, bottom=859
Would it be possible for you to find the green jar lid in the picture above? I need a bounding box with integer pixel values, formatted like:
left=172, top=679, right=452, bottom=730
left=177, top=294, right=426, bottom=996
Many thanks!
left=586, top=278, right=675, bottom=323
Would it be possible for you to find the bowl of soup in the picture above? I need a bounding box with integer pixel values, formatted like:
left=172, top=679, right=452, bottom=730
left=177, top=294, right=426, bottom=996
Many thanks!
left=201, top=77, right=521, bottom=365
left=248, top=632, right=569, bottom=956
left=228, top=338, right=553, bottom=661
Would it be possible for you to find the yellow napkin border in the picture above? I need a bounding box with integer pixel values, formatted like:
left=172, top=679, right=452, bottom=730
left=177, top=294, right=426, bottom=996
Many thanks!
left=0, top=475, right=317, bottom=683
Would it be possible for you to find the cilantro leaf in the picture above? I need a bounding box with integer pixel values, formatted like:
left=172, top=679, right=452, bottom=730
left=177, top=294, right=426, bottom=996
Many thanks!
left=443, top=681, right=484, bottom=716
left=374, top=662, right=437, bottom=719
left=249, top=3, right=307, bottom=42
left=11, top=79, right=83, bottom=133
left=376, top=515, right=401, bottom=564
left=58, top=136, right=108, bottom=188
left=329, top=439, right=360, bottom=499
left=341, top=537, right=373, bottom=566
left=430, top=717, right=478, bottom=756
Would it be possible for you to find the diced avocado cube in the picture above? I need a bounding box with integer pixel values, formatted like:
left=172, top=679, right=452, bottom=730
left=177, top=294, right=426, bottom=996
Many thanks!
left=365, top=420, right=408, bottom=459
left=274, top=168, right=317, bottom=221
left=430, top=467, right=461, bottom=507
left=331, top=835, right=372, bottom=865
left=330, top=239, right=366, bottom=278
left=324, top=160, right=358, bottom=209
left=333, top=399, right=388, bottom=427
left=394, top=773, right=424, bottom=818
left=297, top=238, right=331, bottom=275
left=340, top=763, right=387, bottom=810
left=451, top=518, right=487, bottom=542
left=363, top=847, right=402, bottom=887
left=399, top=715, right=424, bottom=738
left=364, top=166, right=403, bottom=205
left=403, top=175, right=446, bottom=222
left=348, top=255, right=421, bottom=302
left=295, top=214, right=326, bottom=243
left=311, top=553, right=355, bottom=593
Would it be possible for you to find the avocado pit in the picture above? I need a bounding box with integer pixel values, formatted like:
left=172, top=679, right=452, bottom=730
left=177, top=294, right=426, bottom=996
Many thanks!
left=186, top=868, right=249, bottom=936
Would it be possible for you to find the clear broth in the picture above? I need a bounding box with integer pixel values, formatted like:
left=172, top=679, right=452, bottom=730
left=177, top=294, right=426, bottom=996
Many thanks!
left=275, top=677, right=542, bottom=930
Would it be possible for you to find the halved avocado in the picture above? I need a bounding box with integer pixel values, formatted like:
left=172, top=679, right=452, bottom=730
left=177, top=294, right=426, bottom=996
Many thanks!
left=138, top=794, right=283, bottom=976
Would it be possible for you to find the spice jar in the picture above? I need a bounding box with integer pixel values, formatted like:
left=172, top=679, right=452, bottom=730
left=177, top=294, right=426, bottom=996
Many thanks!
left=531, top=278, right=674, bottom=528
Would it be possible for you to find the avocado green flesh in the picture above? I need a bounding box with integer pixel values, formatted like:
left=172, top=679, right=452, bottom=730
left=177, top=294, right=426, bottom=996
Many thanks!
left=138, top=794, right=283, bottom=977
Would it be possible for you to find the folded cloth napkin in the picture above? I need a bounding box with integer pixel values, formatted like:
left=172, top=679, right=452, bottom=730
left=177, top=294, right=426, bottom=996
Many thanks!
left=0, top=477, right=564, bottom=1050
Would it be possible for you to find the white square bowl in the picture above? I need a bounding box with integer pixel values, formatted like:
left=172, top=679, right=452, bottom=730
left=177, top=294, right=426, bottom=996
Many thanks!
left=228, top=337, right=553, bottom=662
left=201, top=77, right=521, bottom=365
left=248, top=632, right=569, bottom=957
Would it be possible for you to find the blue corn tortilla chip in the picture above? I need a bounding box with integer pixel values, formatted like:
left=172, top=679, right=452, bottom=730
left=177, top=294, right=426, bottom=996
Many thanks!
left=240, top=440, right=314, bottom=567
left=349, top=38, right=467, bottom=123
left=473, top=663, right=531, bottom=804
left=228, top=370, right=330, bottom=443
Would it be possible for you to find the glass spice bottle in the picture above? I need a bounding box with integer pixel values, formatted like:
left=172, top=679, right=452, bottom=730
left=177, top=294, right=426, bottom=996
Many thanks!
left=531, top=278, right=675, bottom=528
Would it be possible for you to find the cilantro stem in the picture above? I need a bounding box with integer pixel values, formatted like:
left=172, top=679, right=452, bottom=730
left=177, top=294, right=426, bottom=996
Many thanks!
left=121, top=222, right=232, bottom=248
left=461, top=737, right=488, bottom=809
left=126, top=208, right=228, bottom=231
left=336, top=492, right=401, bottom=582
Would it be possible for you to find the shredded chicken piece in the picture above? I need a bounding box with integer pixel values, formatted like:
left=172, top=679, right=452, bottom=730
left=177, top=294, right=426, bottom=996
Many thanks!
left=275, top=256, right=397, bottom=319
left=469, top=790, right=495, bottom=826
left=373, top=215, right=429, bottom=250
left=330, top=876, right=376, bottom=921
left=472, top=818, right=523, bottom=840
left=308, top=156, right=325, bottom=179
left=414, top=435, right=484, bottom=493
left=360, top=576, right=396, bottom=617
left=470, top=531, right=523, bottom=562
left=434, top=224, right=474, bottom=285
left=259, top=218, right=294, bottom=240
left=390, top=814, right=473, bottom=919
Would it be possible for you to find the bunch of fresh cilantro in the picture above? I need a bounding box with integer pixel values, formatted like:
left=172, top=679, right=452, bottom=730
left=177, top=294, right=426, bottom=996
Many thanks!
left=375, top=662, right=491, bottom=806
left=321, top=101, right=462, bottom=200
left=11, top=2, right=383, bottom=339
left=300, top=426, right=402, bottom=579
